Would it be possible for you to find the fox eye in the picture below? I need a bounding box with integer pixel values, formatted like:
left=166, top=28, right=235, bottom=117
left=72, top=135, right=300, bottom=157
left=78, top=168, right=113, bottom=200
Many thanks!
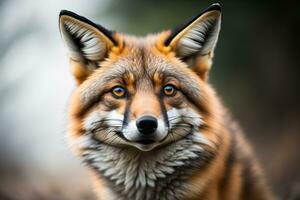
left=111, top=86, right=126, bottom=99
left=163, top=84, right=177, bottom=97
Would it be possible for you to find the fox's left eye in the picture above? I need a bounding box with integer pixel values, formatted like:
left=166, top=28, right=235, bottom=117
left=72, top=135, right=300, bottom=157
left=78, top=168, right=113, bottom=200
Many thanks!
left=111, top=86, right=126, bottom=99
left=163, top=84, right=177, bottom=97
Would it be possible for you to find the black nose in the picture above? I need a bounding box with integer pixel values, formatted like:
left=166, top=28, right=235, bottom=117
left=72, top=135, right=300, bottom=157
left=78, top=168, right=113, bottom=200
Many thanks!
left=136, top=115, right=158, bottom=135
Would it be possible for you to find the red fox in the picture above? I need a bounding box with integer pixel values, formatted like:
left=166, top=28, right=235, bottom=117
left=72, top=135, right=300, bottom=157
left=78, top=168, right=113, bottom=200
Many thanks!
left=59, top=3, right=275, bottom=200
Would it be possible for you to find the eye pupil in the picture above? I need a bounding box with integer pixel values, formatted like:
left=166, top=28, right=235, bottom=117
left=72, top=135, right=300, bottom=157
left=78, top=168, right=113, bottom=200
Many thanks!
left=112, top=86, right=126, bottom=98
left=165, top=87, right=173, bottom=92
left=163, top=85, right=176, bottom=96
left=115, top=88, right=122, bottom=93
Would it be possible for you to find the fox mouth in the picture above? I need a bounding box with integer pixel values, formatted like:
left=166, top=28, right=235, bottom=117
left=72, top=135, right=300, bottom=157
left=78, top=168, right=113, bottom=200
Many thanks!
left=136, top=139, right=156, bottom=145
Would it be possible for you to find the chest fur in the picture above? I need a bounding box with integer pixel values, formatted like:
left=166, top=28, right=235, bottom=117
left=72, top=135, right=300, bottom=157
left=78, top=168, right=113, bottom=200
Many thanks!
left=80, top=133, right=212, bottom=200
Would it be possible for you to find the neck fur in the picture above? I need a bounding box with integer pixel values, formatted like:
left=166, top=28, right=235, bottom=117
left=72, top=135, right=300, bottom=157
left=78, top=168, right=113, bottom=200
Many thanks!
left=74, top=132, right=213, bottom=200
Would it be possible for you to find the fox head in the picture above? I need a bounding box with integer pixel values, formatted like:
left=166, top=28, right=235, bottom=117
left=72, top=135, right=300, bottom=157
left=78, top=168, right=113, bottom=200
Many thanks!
left=60, top=4, right=222, bottom=152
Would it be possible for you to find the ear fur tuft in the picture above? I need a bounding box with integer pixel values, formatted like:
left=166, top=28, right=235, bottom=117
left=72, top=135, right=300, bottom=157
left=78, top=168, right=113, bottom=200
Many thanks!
left=165, top=3, right=221, bottom=59
left=59, top=10, right=117, bottom=63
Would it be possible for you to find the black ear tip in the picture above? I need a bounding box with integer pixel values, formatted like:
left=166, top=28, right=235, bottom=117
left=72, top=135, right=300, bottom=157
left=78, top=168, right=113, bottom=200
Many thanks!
left=59, top=10, right=82, bottom=20
left=206, top=3, right=222, bottom=12
left=60, top=10, right=72, bottom=17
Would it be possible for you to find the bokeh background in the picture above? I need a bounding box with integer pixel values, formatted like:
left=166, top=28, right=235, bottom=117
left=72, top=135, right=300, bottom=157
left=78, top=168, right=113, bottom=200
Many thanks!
left=0, top=0, right=299, bottom=199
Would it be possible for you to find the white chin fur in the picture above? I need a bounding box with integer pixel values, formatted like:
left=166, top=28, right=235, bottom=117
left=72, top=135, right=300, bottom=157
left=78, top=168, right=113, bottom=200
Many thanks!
left=132, top=143, right=160, bottom=151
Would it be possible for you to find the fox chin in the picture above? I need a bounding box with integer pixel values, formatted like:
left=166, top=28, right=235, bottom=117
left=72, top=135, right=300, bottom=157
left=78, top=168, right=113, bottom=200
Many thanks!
left=59, top=3, right=275, bottom=200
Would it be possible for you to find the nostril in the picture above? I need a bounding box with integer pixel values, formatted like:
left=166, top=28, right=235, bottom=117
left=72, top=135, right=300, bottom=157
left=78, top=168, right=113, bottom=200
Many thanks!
left=136, top=115, right=158, bottom=135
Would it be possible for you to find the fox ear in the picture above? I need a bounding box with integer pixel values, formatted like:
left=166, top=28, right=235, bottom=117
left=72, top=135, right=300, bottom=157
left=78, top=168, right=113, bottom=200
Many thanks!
left=164, top=3, right=221, bottom=80
left=59, top=10, right=117, bottom=83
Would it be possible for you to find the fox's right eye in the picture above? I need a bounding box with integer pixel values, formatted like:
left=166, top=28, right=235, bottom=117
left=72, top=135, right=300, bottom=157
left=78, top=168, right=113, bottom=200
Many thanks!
left=111, top=86, right=127, bottom=99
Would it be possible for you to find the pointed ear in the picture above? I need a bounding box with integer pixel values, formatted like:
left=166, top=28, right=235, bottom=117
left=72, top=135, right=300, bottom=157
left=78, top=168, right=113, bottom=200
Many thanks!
left=164, top=3, right=221, bottom=80
left=59, top=10, right=118, bottom=84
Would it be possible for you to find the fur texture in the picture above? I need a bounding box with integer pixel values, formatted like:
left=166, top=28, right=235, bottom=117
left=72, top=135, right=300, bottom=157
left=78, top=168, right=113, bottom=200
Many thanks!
left=59, top=3, right=275, bottom=200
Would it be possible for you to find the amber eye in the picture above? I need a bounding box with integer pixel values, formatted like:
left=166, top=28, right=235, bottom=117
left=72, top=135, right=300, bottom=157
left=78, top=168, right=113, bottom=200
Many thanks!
left=163, top=84, right=177, bottom=97
left=111, top=86, right=126, bottom=98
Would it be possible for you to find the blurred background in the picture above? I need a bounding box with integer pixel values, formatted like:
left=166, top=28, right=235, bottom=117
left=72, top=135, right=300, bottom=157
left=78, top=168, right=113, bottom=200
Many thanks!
left=0, top=0, right=299, bottom=199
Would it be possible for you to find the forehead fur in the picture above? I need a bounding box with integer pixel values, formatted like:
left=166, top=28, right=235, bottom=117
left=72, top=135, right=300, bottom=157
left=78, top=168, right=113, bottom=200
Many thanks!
left=74, top=33, right=205, bottom=113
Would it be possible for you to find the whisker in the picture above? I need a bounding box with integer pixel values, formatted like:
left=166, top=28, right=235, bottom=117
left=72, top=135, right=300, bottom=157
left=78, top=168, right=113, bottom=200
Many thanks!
left=168, top=117, right=183, bottom=122
left=168, top=116, right=181, bottom=121
left=169, top=123, right=194, bottom=140
left=170, top=128, right=191, bottom=140
left=96, top=129, right=114, bottom=142
left=108, top=134, right=121, bottom=144
left=91, top=118, right=123, bottom=125
left=181, top=116, right=202, bottom=119
left=171, top=126, right=193, bottom=130
left=170, top=130, right=177, bottom=144
left=92, top=125, right=122, bottom=133
left=168, top=116, right=202, bottom=123
left=171, top=122, right=193, bottom=125
left=101, top=131, right=114, bottom=143
left=102, top=130, right=121, bottom=144
left=170, top=122, right=195, bottom=127
left=171, top=125, right=192, bottom=131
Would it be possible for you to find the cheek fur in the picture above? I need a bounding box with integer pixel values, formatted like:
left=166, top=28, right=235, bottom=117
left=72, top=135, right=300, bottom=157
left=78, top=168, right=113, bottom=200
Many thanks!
left=166, top=107, right=214, bottom=148
left=167, top=107, right=203, bottom=127
left=81, top=109, right=127, bottom=146
left=84, top=110, right=124, bottom=131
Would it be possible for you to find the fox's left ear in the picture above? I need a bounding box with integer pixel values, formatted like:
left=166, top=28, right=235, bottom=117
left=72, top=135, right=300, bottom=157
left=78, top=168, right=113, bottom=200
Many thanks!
left=164, top=3, right=221, bottom=80
left=59, top=10, right=118, bottom=84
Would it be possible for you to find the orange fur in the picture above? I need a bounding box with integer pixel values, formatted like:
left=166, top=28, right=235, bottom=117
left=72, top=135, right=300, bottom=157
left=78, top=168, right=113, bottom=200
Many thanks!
left=60, top=6, right=275, bottom=200
left=65, top=34, right=275, bottom=200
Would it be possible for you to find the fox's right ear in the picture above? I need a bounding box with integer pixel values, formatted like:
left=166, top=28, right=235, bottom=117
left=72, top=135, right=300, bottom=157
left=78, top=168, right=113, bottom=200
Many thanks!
left=59, top=10, right=118, bottom=84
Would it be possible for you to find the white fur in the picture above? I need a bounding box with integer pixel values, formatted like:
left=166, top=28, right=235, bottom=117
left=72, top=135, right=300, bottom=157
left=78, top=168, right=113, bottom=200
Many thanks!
left=83, top=110, right=125, bottom=146
left=165, top=108, right=207, bottom=146
left=84, top=110, right=123, bottom=130
left=167, top=107, right=203, bottom=126
left=76, top=132, right=208, bottom=200
left=60, top=20, right=107, bottom=62
left=176, top=15, right=221, bottom=57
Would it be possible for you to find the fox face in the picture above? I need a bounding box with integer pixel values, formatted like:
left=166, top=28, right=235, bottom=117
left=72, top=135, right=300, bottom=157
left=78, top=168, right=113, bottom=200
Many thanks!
left=60, top=5, right=221, bottom=154
left=74, top=47, right=207, bottom=151
left=60, top=4, right=226, bottom=199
